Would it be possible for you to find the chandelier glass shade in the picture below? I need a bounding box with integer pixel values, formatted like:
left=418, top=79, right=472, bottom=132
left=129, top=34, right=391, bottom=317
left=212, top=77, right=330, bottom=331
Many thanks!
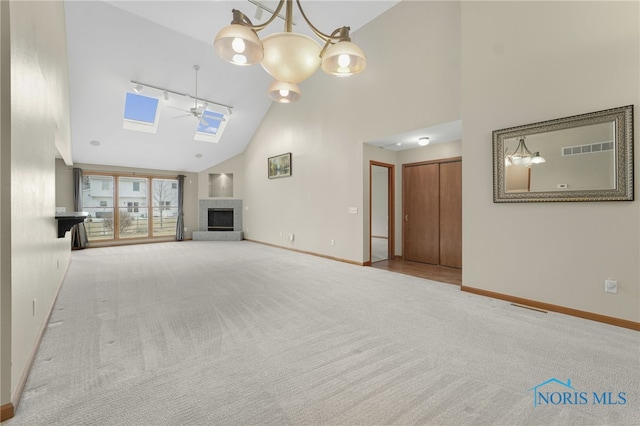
left=213, top=23, right=263, bottom=66
left=321, top=40, right=366, bottom=76
left=261, top=32, right=321, bottom=83
left=505, top=137, right=546, bottom=167
left=267, top=81, right=302, bottom=103
left=214, top=0, right=366, bottom=103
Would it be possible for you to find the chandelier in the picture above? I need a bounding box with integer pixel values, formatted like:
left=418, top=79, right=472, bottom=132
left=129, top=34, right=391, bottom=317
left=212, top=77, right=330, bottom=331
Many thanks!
left=214, top=0, right=366, bottom=103
left=505, top=137, right=546, bottom=167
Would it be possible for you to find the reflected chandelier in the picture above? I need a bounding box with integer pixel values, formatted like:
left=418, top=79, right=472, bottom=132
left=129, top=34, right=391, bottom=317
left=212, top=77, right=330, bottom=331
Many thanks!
left=214, top=0, right=366, bottom=103
left=505, top=136, right=546, bottom=167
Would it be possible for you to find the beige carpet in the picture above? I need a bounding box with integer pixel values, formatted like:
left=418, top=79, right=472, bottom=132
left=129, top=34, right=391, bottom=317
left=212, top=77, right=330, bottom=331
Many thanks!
left=7, top=241, right=639, bottom=425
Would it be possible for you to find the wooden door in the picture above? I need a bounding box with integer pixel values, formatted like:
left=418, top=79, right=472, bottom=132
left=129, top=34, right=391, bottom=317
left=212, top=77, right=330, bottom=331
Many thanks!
left=439, top=161, right=462, bottom=268
left=403, top=163, right=439, bottom=264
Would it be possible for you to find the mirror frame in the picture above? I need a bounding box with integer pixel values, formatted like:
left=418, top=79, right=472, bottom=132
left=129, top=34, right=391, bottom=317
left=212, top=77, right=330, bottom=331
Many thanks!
left=493, top=105, right=634, bottom=203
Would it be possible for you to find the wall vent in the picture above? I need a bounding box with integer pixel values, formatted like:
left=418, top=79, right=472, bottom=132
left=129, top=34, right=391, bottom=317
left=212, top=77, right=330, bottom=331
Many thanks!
left=562, top=140, right=614, bottom=157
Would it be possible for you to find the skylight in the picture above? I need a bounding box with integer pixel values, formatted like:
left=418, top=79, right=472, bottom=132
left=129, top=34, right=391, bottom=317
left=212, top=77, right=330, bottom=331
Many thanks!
left=194, top=110, right=228, bottom=143
left=123, top=93, right=160, bottom=134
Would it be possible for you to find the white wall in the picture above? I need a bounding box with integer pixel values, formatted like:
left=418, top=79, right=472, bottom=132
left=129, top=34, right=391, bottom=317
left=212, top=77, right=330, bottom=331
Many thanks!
left=0, top=0, right=11, bottom=409
left=461, top=1, right=639, bottom=322
left=3, top=0, right=73, bottom=405
left=243, top=1, right=461, bottom=263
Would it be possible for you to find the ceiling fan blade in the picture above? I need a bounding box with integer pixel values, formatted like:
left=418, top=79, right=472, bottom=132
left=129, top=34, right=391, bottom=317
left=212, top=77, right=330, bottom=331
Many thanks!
left=173, top=114, right=191, bottom=119
left=167, top=105, right=189, bottom=112
left=197, top=102, right=208, bottom=114
left=198, top=116, right=209, bottom=126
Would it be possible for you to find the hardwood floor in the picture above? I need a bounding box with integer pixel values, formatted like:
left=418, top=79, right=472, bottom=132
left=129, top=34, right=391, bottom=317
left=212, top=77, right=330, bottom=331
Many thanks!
left=371, top=257, right=462, bottom=286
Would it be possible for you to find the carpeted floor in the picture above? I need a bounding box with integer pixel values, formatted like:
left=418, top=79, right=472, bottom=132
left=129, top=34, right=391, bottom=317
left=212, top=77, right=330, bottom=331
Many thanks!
left=6, top=241, right=639, bottom=425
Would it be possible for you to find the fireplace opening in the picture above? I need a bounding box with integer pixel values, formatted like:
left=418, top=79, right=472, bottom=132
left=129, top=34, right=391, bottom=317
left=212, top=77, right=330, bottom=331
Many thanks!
left=208, top=208, right=233, bottom=231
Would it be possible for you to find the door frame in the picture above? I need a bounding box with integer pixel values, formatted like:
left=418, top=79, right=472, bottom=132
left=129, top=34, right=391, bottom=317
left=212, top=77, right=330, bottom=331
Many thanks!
left=369, top=161, right=395, bottom=264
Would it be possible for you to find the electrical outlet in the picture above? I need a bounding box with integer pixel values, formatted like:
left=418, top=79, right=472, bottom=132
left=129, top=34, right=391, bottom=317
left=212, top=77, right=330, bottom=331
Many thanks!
left=605, top=279, right=618, bottom=294
left=288, top=233, right=294, bottom=242
left=331, top=239, right=335, bottom=246
left=279, top=232, right=283, bottom=239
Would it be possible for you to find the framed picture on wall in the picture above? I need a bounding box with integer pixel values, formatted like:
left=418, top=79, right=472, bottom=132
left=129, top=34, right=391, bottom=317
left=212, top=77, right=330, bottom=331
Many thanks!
left=268, top=153, right=292, bottom=179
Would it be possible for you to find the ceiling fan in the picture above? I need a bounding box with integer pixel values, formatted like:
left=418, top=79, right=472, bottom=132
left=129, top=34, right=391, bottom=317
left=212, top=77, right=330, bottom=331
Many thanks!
left=170, top=65, right=224, bottom=126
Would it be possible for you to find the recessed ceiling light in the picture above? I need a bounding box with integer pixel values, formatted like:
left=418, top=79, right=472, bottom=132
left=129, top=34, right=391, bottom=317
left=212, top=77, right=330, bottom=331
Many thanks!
left=89, top=140, right=101, bottom=147
left=195, top=153, right=203, bottom=158
left=395, top=142, right=402, bottom=146
left=418, top=137, right=430, bottom=146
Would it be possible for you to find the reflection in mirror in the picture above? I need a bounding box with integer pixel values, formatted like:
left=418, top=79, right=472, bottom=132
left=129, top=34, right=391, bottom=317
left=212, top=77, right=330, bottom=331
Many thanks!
left=504, top=122, right=615, bottom=193
left=493, top=105, right=633, bottom=202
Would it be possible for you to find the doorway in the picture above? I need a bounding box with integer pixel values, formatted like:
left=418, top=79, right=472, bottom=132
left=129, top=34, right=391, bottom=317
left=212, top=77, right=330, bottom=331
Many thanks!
left=369, top=161, right=394, bottom=263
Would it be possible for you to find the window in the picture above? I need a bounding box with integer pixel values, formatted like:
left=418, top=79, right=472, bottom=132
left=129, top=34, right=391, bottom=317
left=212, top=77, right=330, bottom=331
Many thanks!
left=152, top=178, right=179, bottom=237
left=123, top=93, right=160, bottom=134
left=83, top=173, right=178, bottom=242
left=194, top=111, right=227, bottom=143
left=84, top=175, right=115, bottom=240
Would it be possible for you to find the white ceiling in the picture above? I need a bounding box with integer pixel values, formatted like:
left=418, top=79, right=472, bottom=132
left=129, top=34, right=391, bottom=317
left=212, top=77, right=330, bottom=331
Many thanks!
left=64, top=1, right=400, bottom=173
left=365, top=120, right=463, bottom=151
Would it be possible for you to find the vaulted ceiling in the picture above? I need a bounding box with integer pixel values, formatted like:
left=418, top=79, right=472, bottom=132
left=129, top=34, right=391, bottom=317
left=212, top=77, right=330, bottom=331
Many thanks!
left=64, top=1, right=400, bottom=173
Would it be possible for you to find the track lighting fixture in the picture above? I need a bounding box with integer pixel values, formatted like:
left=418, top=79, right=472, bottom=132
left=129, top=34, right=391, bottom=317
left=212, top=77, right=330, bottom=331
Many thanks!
left=128, top=80, right=233, bottom=115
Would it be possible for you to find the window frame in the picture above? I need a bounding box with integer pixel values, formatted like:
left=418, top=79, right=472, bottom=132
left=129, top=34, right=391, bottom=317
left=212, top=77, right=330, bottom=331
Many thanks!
left=82, top=171, right=179, bottom=243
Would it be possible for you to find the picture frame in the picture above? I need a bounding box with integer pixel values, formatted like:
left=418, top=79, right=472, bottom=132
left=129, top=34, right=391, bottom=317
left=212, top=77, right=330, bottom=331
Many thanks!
left=268, top=153, right=292, bottom=179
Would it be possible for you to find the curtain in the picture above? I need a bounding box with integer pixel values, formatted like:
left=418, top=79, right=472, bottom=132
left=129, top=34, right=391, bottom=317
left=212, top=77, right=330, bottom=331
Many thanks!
left=176, top=174, right=185, bottom=241
left=71, top=167, right=88, bottom=249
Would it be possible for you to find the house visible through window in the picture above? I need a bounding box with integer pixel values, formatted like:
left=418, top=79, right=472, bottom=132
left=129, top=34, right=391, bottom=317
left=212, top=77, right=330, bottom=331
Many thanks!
left=83, top=173, right=179, bottom=243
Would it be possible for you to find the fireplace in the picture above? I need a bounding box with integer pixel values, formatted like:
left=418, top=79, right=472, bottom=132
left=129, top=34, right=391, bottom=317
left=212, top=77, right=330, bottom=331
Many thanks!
left=208, top=208, right=233, bottom=231
left=193, top=199, right=243, bottom=241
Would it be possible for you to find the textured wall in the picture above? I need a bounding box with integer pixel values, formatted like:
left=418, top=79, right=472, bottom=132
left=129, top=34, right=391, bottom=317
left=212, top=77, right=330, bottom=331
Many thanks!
left=7, top=0, right=73, bottom=400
